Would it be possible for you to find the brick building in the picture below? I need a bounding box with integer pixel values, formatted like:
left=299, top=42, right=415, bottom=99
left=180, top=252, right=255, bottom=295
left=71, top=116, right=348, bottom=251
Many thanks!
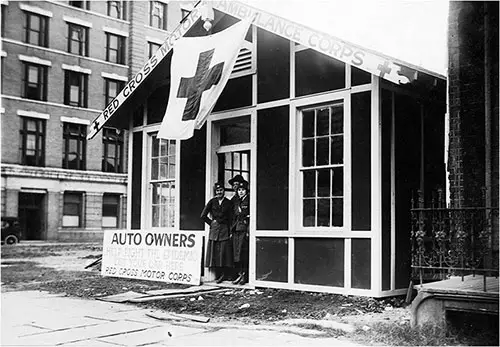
left=447, top=1, right=499, bottom=264
left=1, top=1, right=191, bottom=241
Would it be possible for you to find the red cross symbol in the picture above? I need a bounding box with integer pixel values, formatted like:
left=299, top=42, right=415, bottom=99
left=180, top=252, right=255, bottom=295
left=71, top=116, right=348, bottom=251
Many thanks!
left=177, top=49, right=224, bottom=121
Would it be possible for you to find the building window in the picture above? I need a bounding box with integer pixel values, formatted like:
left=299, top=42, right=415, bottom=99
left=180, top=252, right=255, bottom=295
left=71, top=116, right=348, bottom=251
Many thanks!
left=24, top=12, right=48, bottom=47
left=148, top=42, right=161, bottom=58
left=106, top=33, right=126, bottom=64
left=67, top=23, right=88, bottom=56
left=107, top=1, right=126, bottom=20
left=102, top=127, right=123, bottom=173
left=150, top=135, right=176, bottom=228
left=62, top=122, right=86, bottom=170
left=64, top=71, right=88, bottom=108
left=104, top=78, right=124, bottom=106
left=102, top=193, right=120, bottom=228
left=63, top=192, right=82, bottom=227
left=22, top=63, right=48, bottom=101
left=19, top=117, right=45, bottom=166
left=149, top=1, right=167, bottom=30
left=301, top=103, right=344, bottom=228
left=69, top=1, right=90, bottom=10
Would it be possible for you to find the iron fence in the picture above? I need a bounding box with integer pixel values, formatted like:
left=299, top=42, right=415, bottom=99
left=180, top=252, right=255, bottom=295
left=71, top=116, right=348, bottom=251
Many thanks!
left=410, top=189, right=499, bottom=291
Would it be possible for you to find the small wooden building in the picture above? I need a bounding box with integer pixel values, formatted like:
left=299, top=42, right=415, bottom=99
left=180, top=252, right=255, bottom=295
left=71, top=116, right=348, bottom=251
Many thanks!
left=99, top=1, right=446, bottom=297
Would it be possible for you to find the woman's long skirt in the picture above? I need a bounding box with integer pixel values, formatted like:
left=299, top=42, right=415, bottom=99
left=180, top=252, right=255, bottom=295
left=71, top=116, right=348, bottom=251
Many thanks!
left=232, top=231, right=249, bottom=265
left=205, top=239, right=234, bottom=268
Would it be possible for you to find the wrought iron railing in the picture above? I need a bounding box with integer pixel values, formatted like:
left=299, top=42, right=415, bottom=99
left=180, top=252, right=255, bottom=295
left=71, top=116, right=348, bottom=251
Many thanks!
left=411, top=189, right=499, bottom=291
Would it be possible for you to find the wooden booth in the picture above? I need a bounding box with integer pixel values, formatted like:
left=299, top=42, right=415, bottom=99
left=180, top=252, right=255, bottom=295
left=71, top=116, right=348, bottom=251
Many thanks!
left=96, top=1, right=446, bottom=297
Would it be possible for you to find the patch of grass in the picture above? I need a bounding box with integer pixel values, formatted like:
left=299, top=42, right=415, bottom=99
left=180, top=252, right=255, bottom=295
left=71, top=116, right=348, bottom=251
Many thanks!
left=353, top=320, right=499, bottom=346
left=295, top=323, right=346, bottom=337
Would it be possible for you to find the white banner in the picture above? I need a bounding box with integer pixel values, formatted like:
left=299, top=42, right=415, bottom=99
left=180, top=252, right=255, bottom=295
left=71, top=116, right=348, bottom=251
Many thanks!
left=157, top=18, right=253, bottom=140
left=101, top=230, right=203, bottom=285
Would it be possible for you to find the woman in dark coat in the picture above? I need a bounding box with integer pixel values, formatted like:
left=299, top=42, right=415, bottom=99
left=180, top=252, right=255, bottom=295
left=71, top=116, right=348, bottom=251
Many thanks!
left=200, top=182, right=234, bottom=283
left=231, top=180, right=250, bottom=285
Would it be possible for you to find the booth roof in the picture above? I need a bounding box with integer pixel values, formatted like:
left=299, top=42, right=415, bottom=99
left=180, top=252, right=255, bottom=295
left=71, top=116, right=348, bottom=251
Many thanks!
left=245, top=0, right=449, bottom=77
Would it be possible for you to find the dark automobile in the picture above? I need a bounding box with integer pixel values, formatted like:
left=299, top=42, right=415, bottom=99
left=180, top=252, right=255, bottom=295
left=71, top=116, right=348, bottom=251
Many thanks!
left=1, top=217, right=22, bottom=245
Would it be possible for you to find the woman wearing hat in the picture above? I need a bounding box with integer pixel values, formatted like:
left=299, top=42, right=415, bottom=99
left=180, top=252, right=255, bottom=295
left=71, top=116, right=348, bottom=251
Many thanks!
left=231, top=180, right=250, bottom=285
left=200, top=182, right=234, bottom=283
left=228, top=174, right=245, bottom=204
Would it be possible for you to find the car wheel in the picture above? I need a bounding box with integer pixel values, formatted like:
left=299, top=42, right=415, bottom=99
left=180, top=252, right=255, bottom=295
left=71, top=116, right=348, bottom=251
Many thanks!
left=5, top=235, right=18, bottom=245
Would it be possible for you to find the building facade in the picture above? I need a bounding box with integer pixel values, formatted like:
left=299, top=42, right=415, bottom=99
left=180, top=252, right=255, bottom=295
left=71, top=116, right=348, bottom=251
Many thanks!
left=1, top=0, right=191, bottom=241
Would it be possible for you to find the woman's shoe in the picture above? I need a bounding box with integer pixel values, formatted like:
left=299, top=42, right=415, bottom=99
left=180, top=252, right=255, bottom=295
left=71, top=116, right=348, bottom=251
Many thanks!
left=232, top=273, right=243, bottom=285
left=215, top=273, right=225, bottom=283
left=238, top=272, right=247, bottom=285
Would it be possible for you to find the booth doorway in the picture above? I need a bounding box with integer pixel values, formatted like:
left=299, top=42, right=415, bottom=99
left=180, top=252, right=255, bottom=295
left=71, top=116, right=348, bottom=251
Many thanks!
left=18, top=192, right=45, bottom=240
left=214, top=115, right=251, bottom=195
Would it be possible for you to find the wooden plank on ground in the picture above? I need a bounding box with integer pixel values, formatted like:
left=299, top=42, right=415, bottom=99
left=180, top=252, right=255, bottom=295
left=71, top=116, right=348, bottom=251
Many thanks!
left=97, top=291, right=148, bottom=303
left=145, top=285, right=218, bottom=296
left=129, top=288, right=229, bottom=303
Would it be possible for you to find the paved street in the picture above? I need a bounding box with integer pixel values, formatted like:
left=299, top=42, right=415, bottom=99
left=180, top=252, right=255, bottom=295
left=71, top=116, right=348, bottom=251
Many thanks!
left=1, top=290, right=360, bottom=346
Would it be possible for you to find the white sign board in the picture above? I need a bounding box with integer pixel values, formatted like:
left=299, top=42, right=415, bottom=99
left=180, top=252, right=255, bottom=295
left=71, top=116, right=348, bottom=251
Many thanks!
left=101, top=230, right=203, bottom=285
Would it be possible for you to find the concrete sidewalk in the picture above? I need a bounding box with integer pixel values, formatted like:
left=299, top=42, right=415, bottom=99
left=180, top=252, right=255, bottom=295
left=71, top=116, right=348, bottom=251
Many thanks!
left=1, top=290, right=359, bottom=346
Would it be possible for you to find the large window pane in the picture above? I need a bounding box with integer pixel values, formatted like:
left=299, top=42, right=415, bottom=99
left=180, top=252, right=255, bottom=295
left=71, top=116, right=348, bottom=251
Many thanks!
left=301, top=103, right=344, bottom=228
left=150, top=135, right=176, bottom=228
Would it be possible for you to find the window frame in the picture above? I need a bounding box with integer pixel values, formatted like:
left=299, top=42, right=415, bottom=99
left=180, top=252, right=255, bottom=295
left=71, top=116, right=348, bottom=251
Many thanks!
left=148, top=41, right=161, bottom=59
left=64, top=70, right=88, bottom=108
left=104, top=78, right=125, bottom=106
left=107, top=1, right=126, bottom=20
left=24, top=11, right=49, bottom=47
left=62, top=191, right=83, bottom=228
left=149, top=1, right=167, bottom=30
left=19, top=117, right=45, bottom=167
left=67, top=23, right=89, bottom=57
left=69, top=1, right=90, bottom=10
left=297, top=97, right=348, bottom=233
left=148, top=133, right=178, bottom=229
left=102, top=127, right=124, bottom=173
left=105, top=32, right=126, bottom=65
left=22, top=62, right=48, bottom=101
left=62, top=122, right=87, bottom=170
left=102, top=193, right=120, bottom=228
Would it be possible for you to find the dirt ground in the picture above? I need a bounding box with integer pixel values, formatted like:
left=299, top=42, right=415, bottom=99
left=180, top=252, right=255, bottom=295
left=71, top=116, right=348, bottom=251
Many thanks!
left=0, top=242, right=410, bottom=328
left=3, top=242, right=498, bottom=346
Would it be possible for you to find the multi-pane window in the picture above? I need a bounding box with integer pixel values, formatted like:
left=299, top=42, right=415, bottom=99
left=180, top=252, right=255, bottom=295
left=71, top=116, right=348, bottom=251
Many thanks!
left=150, top=135, right=176, bottom=228
left=19, top=117, right=45, bottom=166
left=64, top=71, right=88, bottom=108
left=67, top=23, right=88, bottom=56
left=149, top=1, right=167, bottom=30
left=107, top=1, right=126, bottom=20
left=218, top=151, right=250, bottom=192
left=301, top=103, right=344, bottom=227
left=104, top=79, right=124, bottom=106
left=148, top=42, right=161, bottom=58
left=22, top=63, right=47, bottom=101
left=62, top=122, right=86, bottom=170
left=24, top=12, right=48, bottom=47
left=102, top=194, right=120, bottom=228
left=102, top=127, right=123, bottom=173
left=63, top=192, right=83, bottom=227
left=69, top=1, right=90, bottom=10
left=106, top=33, right=126, bottom=64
